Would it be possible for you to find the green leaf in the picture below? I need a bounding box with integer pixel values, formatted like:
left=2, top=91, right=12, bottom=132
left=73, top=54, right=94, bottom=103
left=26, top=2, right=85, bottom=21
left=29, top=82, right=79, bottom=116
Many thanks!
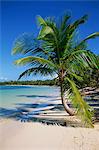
left=38, top=26, right=54, bottom=39
left=14, top=56, right=57, bottom=69
left=66, top=77, right=94, bottom=128
left=69, top=73, right=83, bottom=81
left=83, top=32, right=99, bottom=41
left=18, top=67, right=54, bottom=80
left=37, top=15, right=47, bottom=26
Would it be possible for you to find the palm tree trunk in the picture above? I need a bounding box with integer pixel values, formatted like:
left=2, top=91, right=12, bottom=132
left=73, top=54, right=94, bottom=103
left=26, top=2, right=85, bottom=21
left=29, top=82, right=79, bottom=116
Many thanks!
left=60, top=76, right=74, bottom=116
left=60, top=86, right=74, bottom=116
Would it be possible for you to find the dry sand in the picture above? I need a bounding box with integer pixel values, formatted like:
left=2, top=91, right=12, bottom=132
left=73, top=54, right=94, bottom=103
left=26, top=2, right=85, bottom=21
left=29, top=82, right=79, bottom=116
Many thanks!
left=0, top=119, right=99, bottom=150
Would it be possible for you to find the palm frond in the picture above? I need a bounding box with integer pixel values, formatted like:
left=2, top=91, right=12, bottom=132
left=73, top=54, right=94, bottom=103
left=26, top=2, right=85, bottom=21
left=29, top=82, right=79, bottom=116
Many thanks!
left=63, top=49, right=87, bottom=60
left=75, top=32, right=99, bottom=51
left=38, top=23, right=59, bottom=56
left=66, top=77, right=94, bottom=128
left=66, top=50, right=98, bottom=71
left=83, top=32, right=99, bottom=41
left=14, top=56, right=57, bottom=70
left=18, top=67, right=55, bottom=80
left=58, top=15, right=88, bottom=57
left=59, top=14, right=71, bottom=31
left=38, top=26, right=54, bottom=39
left=69, top=72, right=83, bottom=81
left=37, top=15, right=47, bottom=26
left=64, top=14, right=88, bottom=41
left=12, top=33, right=38, bottom=55
left=70, top=15, right=88, bottom=31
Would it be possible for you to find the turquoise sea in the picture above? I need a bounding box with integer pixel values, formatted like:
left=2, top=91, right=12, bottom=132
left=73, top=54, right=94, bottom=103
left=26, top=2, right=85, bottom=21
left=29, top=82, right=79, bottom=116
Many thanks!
left=0, top=85, right=98, bottom=125
left=0, top=85, right=64, bottom=125
left=0, top=85, right=60, bottom=109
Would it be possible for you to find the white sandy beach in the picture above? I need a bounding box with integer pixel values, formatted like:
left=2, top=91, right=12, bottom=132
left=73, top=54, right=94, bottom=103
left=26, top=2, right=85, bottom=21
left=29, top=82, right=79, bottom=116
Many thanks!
left=0, top=119, right=99, bottom=150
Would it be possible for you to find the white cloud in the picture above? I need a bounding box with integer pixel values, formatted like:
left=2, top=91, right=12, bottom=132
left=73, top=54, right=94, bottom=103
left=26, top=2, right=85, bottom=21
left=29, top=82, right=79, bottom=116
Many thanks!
left=0, top=77, right=8, bottom=81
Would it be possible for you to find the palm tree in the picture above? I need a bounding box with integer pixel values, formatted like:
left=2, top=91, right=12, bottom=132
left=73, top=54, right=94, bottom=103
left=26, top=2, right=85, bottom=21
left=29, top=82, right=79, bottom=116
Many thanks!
left=12, top=14, right=99, bottom=127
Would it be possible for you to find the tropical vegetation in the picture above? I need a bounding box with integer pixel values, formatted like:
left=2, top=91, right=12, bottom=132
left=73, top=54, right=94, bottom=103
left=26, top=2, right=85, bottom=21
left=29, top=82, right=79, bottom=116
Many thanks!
left=12, top=14, right=99, bottom=127
left=0, top=80, right=56, bottom=86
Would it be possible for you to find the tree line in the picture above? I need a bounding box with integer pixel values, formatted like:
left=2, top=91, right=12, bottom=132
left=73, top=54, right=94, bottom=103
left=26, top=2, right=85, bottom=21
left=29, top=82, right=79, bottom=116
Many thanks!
left=0, top=79, right=56, bottom=86
left=0, top=68, right=99, bottom=88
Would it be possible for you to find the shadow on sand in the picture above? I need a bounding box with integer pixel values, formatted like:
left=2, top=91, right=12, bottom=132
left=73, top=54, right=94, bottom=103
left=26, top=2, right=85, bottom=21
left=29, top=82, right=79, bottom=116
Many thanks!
left=0, top=93, right=99, bottom=126
left=0, top=102, right=68, bottom=126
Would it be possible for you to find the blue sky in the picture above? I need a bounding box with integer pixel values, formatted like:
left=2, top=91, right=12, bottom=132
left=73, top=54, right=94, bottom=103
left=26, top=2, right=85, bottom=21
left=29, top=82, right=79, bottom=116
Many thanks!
left=0, top=0, right=99, bottom=81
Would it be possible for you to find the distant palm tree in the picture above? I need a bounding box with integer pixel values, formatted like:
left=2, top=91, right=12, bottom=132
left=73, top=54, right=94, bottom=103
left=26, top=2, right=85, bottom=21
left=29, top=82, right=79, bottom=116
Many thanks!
left=12, top=14, right=99, bottom=127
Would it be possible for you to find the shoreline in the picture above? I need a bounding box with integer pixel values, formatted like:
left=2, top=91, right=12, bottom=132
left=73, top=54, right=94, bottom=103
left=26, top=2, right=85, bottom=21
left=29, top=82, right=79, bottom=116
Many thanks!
left=0, top=84, right=59, bottom=88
